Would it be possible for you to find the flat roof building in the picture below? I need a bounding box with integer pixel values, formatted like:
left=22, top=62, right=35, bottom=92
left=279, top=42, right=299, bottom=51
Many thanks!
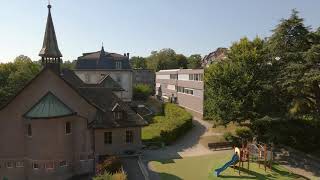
left=155, top=69, right=204, bottom=119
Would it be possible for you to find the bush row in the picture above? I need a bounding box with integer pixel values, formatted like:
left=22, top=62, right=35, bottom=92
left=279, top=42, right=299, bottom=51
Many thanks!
left=252, top=117, right=320, bottom=153
left=142, top=103, right=193, bottom=144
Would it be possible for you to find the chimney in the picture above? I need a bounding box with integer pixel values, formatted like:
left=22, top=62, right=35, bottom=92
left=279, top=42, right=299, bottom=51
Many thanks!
left=126, top=53, right=130, bottom=59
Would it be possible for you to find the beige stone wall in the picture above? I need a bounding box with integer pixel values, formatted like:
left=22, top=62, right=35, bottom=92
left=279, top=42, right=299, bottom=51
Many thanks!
left=0, top=69, right=96, bottom=180
left=74, top=70, right=133, bottom=102
left=94, top=127, right=142, bottom=156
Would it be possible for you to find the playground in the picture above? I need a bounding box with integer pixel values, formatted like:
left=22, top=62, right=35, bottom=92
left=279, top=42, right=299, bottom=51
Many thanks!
left=150, top=150, right=311, bottom=180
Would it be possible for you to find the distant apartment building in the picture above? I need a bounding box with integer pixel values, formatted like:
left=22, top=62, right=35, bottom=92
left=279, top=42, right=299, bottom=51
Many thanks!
left=133, top=69, right=155, bottom=92
left=202, top=47, right=228, bottom=67
left=155, top=69, right=204, bottom=119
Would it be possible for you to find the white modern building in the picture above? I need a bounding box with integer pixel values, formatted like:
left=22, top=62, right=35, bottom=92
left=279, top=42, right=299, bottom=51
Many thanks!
left=156, top=69, right=204, bottom=119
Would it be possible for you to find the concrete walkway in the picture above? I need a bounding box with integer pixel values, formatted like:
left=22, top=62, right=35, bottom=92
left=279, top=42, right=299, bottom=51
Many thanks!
left=142, top=118, right=216, bottom=161
left=121, top=156, right=145, bottom=180
left=142, top=118, right=218, bottom=180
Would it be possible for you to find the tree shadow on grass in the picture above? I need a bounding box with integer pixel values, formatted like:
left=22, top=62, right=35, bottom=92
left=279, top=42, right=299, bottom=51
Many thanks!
left=218, top=166, right=309, bottom=180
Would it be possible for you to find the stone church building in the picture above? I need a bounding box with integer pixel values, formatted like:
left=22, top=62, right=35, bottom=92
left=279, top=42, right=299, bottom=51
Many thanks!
left=0, top=4, right=146, bottom=180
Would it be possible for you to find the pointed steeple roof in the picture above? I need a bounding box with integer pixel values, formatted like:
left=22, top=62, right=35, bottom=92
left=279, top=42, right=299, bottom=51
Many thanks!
left=39, top=4, right=62, bottom=58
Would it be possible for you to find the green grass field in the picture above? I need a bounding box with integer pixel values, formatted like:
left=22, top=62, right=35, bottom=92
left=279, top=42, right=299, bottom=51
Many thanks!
left=150, top=151, right=309, bottom=180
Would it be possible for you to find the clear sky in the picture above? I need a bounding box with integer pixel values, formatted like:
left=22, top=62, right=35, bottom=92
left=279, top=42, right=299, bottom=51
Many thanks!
left=0, top=0, right=319, bottom=62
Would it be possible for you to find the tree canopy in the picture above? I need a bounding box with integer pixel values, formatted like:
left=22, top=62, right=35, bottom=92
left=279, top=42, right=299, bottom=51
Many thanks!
left=205, top=10, right=320, bottom=124
left=0, top=55, right=41, bottom=107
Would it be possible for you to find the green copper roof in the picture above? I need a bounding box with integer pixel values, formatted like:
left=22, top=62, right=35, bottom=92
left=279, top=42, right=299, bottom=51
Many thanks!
left=24, top=92, right=74, bottom=119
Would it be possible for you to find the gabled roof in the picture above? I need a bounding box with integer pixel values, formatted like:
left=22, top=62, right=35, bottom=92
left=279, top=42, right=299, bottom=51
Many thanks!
left=75, top=47, right=131, bottom=70
left=98, top=75, right=124, bottom=91
left=24, top=91, right=75, bottom=119
left=112, top=103, right=121, bottom=111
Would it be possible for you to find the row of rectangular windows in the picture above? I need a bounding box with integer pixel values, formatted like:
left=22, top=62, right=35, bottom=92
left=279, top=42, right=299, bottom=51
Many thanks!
left=176, top=86, right=194, bottom=95
left=189, top=74, right=203, bottom=81
left=168, top=74, right=203, bottom=81
left=0, top=160, right=73, bottom=170
left=104, top=130, right=134, bottom=144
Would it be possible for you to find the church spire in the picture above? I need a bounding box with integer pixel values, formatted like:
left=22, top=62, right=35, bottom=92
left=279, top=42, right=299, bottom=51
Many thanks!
left=39, top=3, right=62, bottom=72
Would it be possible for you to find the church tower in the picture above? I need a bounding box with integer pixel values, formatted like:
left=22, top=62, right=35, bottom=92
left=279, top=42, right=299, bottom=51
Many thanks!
left=39, top=3, right=62, bottom=73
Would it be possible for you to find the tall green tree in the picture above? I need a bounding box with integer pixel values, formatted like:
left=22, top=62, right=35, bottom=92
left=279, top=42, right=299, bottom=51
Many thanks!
left=0, top=55, right=41, bottom=106
left=130, top=56, right=147, bottom=69
left=146, top=48, right=179, bottom=71
left=266, top=10, right=320, bottom=118
left=187, top=54, right=202, bottom=69
left=267, top=9, right=311, bottom=56
left=175, top=54, right=188, bottom=69
left=205, top=37, right=266, bottom=124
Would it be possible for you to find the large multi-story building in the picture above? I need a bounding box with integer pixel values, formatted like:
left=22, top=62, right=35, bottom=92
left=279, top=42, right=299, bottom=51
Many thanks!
left=155, top=69, right=204, bottom=119
left=0, top=4, right=146, bottom=180
left=74, top=49, right=133, bottom=102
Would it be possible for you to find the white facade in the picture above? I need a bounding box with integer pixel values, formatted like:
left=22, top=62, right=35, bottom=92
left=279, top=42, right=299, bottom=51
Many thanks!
left=155, top=69, right=204, bottom=118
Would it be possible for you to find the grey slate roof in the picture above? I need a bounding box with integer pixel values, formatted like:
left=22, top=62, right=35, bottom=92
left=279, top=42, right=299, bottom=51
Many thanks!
left=60, top=68, right=147, bottom=128
left=61, top=69, right=124, bottom=91
left=75, top=47, right=131, bottom=70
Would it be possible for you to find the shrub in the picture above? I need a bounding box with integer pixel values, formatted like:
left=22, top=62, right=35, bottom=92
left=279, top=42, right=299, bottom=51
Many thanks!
left=133, top=84, right=152, bottom=100
left=96, top=156, right=122, bottom=175
left=235, top=127, right=253, bottom=141
left=223, top=132, right=233, bottom=142
left=142, top=103, right=193, bottom=144
left=93, top=168, right=127, bottom=180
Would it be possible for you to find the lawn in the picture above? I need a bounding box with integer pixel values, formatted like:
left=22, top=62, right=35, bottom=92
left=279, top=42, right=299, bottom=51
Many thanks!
left=199, top=122, right=239, bottom=148
left=209, top=122, right=239, bottom=135
left=150, top=151, right=309, bottom=180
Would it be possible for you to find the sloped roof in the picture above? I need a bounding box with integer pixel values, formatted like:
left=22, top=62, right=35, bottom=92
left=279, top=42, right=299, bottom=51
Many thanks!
left=60, top=69, right=147, bottom=127
left=98, top=75, right=124, bottom=91
left=24, top=92, right=75, bottom=119
left=61, top=69, right=124, bottom=91
left=75, top=48, right=131, bottom=70
left=1, top=67, right=147, bottom=127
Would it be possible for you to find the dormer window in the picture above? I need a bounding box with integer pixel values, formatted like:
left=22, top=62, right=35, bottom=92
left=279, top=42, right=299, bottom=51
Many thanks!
left=113, top=111, right=123, bottom=120
left=115, top=61, right=122, bottom=69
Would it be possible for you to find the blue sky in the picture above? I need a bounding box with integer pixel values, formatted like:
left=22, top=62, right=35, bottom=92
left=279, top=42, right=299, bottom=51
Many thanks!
left=0, top=0, right=319, bottom=62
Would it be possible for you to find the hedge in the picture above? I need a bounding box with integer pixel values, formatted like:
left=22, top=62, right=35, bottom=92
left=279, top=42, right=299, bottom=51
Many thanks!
left=142, top=103, right=193, bottom=144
